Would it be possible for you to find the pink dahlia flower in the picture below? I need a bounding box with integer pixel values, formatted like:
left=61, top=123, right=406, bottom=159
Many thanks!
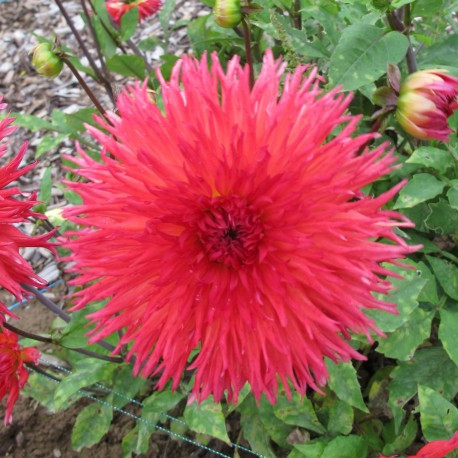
left=396, top=69, right=458, bottom=142
left=64, top=51, right=418, bottom=404
left=105, top=0, right=161, bottom=24
left=0, top=97, right=54, bottom=322
left=0, top=326, right=40, bottom=424
left=380, top=431, right=458, bottom=458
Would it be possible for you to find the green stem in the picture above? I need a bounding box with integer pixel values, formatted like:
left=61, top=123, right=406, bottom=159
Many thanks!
left=242, top=19, right=254, bottom=89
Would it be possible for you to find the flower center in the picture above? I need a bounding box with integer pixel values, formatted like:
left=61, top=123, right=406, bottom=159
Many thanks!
left=198, top=196, right=264, bottom=268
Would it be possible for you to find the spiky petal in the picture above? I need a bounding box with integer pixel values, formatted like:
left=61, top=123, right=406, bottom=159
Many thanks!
left=0, top=326, right=40, bottom=424
left=63, top=51, right=418, bottom=404
left=0, top=97, right=55, bottom=321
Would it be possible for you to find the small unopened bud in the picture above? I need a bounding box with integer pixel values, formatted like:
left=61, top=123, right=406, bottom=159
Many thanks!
left=396, top=69, right=458, bottom=142
left=213, top=0, right=242, bottom=28
left=32, top=43, right=63, bottom=79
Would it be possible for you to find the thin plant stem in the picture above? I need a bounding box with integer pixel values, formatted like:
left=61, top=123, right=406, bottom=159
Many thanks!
left=61, top=56, right=112, bottom=125
left=4, top=322, right=123, bottom=363
left=127, top=39, right=154, bottom=74
left=53, top=0, right=104, bottom=83
left=386, top=10, right=417, bottom=74
left=27, top=364, right=62, bottom=382
left=80, top=0, right=116, bottom=105
left=242, top=19, right=254, bottom=89
left=19, top=284, right=118, bottom=354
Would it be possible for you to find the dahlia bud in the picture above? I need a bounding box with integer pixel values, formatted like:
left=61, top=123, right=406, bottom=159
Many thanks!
left=213, top=0, right=242, bottom=28
left=396, top=69, right=458, bottom=142
left=32, top=43, right=63, bottom=79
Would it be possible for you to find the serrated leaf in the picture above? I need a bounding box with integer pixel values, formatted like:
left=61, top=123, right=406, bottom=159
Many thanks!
left=426, top=256, right=458, bottom=300
left=426, top=199, right=458, bottom=235
left=106, top=55, right=146, bottom=78
left=258, top=397, right=293, bottom=448
left=329, top=25, right=409, bottom=90
left=273, top=391, right=325, bottom=434
left=418, top=385, right=458, bottom=441
left=376, top=307, right=434, bottom=360
left=406, top=147, right=453, bottom=174
left=120, top=7, right=138, bottom=41
left=394, top=174, right=445, bottom=209
left=326, top=360, right=368, bottom=413
left=439, top=302, right=458, bottom=366
left=72, top=402, right=113, bottom=451
left=184, top=398, right=230, bottom=445
left=388, top=347, right=458, bottom=431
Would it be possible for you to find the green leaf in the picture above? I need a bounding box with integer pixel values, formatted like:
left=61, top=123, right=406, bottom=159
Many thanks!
left=413, top=0, right=444, bottom=17
left=38, top=166, right=53, bottom=209
left=376, top=306, right=434, bottom=360
left=426, top=256, right=458, bottom=300
left=448, top=183, right=458, bottom=210
left=72, top=402, right=113, bottom=451
left=393, top=173, right=445, bottom=209
left=36, top=134, right=66, bottom=158
left=239, top=396, right=276, bottom=458
left=273, top=391, right=325, bottom=434
left=406, top=147, right=453, bottom=175
left=329, top=24, right=409, bottom=90
left=106, top=55, right=146, bottom=79
left=159, top=0, right=177, bottom=39
left=135, top=390, right=184, bottom=453
left=23, top=373, right=82, bottom=413
left=418, top=385, right=458, bottom=441
left=183, top=398, right=231, bottom=445
left=111, top=365, right=147, bottom=408
left=258, top=398, right=293, bottom=449
left=322, top=435, right=368, bottom=458
left=293, top=439, right=327, bottom=458
left=326, top=400, right=354, bottom=436
left=92, top=15, right=117, bottom=59
left=65, top=108, right=98, bottom=132
left=425, top=199, right=458, bottom=234
left=120, top=7, right=139, bottom=41
left=439, top=301, right=458, bottom=366
left=11, top=112, right=55, bottom=131
left=367, top=262, right=427, bottom=332
left=388, top=347, right=458, bottom=431
left=326, top=360, right=368, bottom=412
left=382, top=417, right=417, bottom=456
left=54, top=361, right=116, bottom=409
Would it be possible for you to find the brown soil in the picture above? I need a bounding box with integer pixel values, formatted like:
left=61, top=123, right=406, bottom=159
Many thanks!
left=0, top=295, right=239, bottom=458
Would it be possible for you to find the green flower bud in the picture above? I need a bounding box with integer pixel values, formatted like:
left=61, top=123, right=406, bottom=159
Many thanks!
left=32, top=43, right=63, bottom=79
left=213, top=0, right=242, bottom=28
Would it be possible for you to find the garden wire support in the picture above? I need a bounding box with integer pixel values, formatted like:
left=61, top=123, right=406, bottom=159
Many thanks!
left=7, top=281, right=264, bottom=458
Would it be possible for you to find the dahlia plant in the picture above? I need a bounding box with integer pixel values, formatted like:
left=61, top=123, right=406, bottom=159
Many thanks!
left=1, top=0, right=458, bottom=457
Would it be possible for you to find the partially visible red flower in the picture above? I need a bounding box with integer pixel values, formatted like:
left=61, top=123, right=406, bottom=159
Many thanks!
left=380, top=431, right=458, bottom=458
left=63, top=51, right=418, bottom=404
left=0, top=97, right=54, bottom=322
left=0, top=326, right=40, bottom=424
left=105, top=0, right=161, bottom=24
left=396, top=69, right=458, bottom=142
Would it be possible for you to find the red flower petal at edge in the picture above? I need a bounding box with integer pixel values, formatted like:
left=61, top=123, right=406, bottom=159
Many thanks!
left=63, top=51, right=420, bottom=404
left=0, top=96, right=55, bottom=322
left=380, top=431, right=458, bottom=458
left=105, top=0, right=162, bottom=25
left=0, top=326, right=40, bottom=424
